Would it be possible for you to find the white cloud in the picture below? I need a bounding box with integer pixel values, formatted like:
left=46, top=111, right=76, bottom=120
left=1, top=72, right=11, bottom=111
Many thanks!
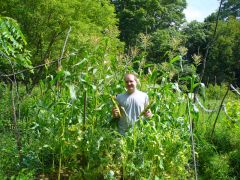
left=184, top=8, right=203, bottom=22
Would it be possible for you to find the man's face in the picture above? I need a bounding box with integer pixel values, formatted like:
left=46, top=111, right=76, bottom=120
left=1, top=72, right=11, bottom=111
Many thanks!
left=124, top=74, right=137, bottom=93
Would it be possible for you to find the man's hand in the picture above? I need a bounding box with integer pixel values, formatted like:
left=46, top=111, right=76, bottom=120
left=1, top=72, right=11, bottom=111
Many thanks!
left=112, top=107, right=120, bottom=118
left=144, top=109, right=152, bottom=118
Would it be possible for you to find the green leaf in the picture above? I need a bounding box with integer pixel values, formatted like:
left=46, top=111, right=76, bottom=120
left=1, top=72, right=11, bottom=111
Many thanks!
left=170, top=55, right=180, bottom=64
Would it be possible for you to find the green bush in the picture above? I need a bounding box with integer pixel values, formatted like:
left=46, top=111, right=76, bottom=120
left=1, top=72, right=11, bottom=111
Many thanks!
left=203, top=154, right=230, bottom=179
left=229, top=150, right=240, bottom=178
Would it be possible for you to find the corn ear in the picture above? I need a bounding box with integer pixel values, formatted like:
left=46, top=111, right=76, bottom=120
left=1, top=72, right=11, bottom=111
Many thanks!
left=140, top=101, right=154, bottom=117
left=111, top=95, right=122, bottom=117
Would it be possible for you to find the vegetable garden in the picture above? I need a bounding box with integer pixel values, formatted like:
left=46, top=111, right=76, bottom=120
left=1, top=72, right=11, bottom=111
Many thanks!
left=1, top=0, right=240, bottom=179
left=1, top=42, right=240, bottom=178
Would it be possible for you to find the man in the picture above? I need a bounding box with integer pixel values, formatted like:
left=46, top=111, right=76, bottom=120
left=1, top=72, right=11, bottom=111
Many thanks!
left=112, top=73, right=152, bottom=134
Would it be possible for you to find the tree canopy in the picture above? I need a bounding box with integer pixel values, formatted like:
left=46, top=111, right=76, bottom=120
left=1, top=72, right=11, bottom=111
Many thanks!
left=0, top=16, right=32, bottom=80
left=111, top=0, right=187, bottom=47
left=205, top=17, right=240, bottom=83
left=0, top=0, right=122, bottom=83
left=0, top=0, right=240, bottom=85
left=221, top=0, right=240, bottom=19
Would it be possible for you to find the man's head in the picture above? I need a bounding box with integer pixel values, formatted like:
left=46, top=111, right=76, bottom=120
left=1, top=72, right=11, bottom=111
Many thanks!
left=124, top=73, right=138, bottom=93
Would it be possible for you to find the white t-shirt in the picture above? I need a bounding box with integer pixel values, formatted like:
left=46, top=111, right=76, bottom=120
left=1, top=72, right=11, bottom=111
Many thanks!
left=116, top=90, right=149, bottom=134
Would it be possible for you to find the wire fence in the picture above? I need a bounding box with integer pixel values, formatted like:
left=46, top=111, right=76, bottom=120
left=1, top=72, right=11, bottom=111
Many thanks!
left=195, top=94, right=239, bottom=124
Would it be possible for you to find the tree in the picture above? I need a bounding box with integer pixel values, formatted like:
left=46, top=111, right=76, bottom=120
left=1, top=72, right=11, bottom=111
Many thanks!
left=204, top=17, right=240, bottom=84
left=205, top=0, right=240, bottom=22
left=182, top=21, right=210, bottom=58
left=0, top=16, right=32, bottom=81
left=0, top=0, right=122, bottom=83
left=111, top=0, right=187, bottom=47
left=147, top=27, right=186, bottom=63
left=197, top=0, right=240, bottom=84
left=221, top=0, right=240, bottom=19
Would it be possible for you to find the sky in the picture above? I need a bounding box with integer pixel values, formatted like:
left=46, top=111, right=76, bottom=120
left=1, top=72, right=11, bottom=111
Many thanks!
left=184, top=0, right=220, bottom=22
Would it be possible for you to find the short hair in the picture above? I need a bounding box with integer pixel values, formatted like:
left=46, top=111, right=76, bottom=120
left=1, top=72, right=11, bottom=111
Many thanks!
left=124, top=73, right=139, bottom=83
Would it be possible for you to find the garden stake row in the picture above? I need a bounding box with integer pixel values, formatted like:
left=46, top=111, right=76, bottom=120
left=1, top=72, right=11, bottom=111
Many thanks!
left=187, top=97, right=198, bottom=180
left=210, top=84, right=230, bottom=139
left=2, top=51, right=23, bottom=165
